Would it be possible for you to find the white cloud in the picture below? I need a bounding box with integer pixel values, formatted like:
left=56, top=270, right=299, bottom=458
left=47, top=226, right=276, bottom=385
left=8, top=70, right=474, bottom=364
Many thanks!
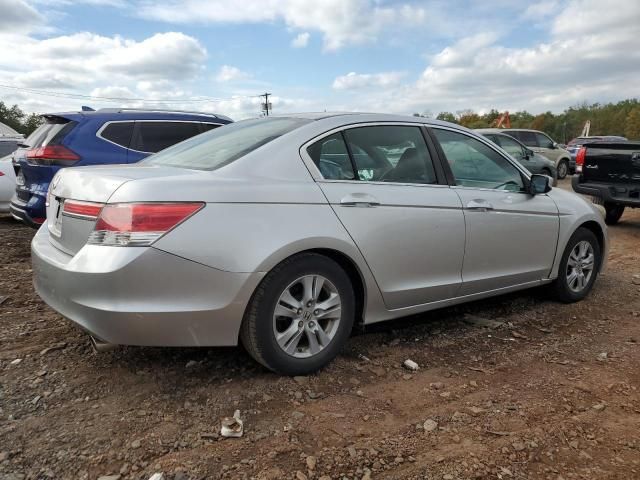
left=522, top=0, right=561, bottom=20
left=215, top=65, right=250, bottom=83
left=291, top=32, right=309, bottom=48
left=0, top=0, right=43, bottom=33
left=332, top=71, right=405, bottom=90
left=138, top=0, right=428, bottom=51
left=340, top=0, right=640, bottom=115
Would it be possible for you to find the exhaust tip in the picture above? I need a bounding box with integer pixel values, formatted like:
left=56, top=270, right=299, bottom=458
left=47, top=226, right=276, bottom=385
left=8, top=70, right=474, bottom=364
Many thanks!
left=90, top=335, right=118, bottom=352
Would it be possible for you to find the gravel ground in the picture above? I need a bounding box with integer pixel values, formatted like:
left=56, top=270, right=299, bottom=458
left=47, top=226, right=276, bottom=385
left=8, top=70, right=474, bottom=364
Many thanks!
left=1, top=178, right=639, bottom=480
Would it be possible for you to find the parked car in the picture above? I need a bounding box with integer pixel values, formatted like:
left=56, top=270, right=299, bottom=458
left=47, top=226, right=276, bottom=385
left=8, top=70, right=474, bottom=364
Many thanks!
left=32, top=114, right=607, bottom=375
left=498, top=128, right=572, bottom=179
left=0, top=155, right=17, bottom=213
left=475, top=129, right=557, bottom=183
left=11, top=108, right=232, bottom=227
left=0, top=121, right=25, bottom=158
left=566, top=136, right=627, bottom=172
left=572, top=140, right=640, bottom=225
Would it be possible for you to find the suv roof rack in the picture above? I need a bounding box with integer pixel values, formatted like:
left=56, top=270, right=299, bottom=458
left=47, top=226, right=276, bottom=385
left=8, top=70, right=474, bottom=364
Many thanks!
left=96, top=108, right=229, bottom=120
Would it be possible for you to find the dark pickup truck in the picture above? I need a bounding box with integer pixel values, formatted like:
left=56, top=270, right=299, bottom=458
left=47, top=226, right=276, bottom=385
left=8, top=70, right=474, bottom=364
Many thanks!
left=572, top=142, right=640, bottom=225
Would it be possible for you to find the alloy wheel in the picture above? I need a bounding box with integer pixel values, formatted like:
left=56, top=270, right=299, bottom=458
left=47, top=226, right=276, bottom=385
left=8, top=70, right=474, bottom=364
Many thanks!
left=272, top=274, right=342, bottom=358
left=566, top=240, right=595, bottom=293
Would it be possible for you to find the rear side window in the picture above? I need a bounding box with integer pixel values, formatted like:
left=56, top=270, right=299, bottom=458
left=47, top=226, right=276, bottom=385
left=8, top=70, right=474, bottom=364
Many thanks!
left=512, top=131, right=537, bottom=147
left=308, top=125, right=437, bottom=184
left=131, top=121, right=202, bottom=153
left=100, top=122, right=134, bottom=148
left=306, top=133, right=355, bottom=180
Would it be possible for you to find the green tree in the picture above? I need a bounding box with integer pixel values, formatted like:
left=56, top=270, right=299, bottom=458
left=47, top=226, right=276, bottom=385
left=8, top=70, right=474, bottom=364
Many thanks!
left=22, top=113, right=43, bottom=136
left=0, top=101, right=25, bottom=133
left=436, top=111, right=457, bottom=123
left=624, top=107, right=640, bottom=140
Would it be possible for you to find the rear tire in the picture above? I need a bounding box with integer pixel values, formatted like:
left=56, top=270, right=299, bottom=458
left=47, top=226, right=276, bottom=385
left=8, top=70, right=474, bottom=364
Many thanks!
left=557, top=160, right=569, bottom=179
left=551, top=227, right=601, bottom=303
left=604, top=203, right=625, bottom=225
left=240, top=253, right=355, bottom=375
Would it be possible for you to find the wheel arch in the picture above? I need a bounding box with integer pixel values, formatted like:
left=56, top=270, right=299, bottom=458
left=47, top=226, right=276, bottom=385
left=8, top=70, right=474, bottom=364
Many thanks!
left=577, top=220, right=605, bottom=267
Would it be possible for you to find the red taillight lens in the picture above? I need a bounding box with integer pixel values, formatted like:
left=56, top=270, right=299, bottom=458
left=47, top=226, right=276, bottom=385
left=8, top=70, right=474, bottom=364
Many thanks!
left=63, top=200, right=104, bottom=219
left=89, top=203, right=204, bottom=246
left=27, top=145, right=80, bottom=166
left=575, top=147, right=586, bottom=174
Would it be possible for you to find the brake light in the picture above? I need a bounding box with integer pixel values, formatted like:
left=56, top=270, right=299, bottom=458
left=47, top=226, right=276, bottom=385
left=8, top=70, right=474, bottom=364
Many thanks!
left=27, top=145, right=80, bottom=166
left=0, top=171, right=4, bottom=176
left=575, top=147, right=586, bottom=174
left=88, top=202, right=204, bottom=246
left=63, top=200, right=103, bottom=219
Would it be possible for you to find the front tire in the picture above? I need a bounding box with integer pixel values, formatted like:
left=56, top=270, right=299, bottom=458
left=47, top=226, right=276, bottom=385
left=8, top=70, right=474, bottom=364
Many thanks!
left=557, top=159, right=569, bottom=179
left=604, top=202, right=625, bottom=225
left=240, top=253, right=355, bottom=375
left=551, top=227, right=601, bottom=303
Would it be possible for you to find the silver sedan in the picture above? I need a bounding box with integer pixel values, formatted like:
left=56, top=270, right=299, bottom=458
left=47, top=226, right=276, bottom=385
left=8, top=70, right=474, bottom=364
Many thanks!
left=32, top=113, right=608, bottom=375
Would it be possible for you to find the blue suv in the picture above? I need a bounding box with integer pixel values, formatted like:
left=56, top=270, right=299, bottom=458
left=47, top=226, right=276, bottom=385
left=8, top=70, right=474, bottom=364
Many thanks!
left=10, top=108, right=232, bottom=227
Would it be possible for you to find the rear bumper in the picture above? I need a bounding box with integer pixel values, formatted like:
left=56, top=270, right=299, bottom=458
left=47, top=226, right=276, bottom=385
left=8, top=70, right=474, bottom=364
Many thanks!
left=31, top=224, right=264, bottom=346
left=9, top=197, right=45, bottom=228
left=572, top=176, right=640, bottom=207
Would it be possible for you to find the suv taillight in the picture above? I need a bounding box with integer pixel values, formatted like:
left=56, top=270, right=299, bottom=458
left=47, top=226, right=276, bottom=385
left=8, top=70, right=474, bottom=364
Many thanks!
left=27, top=145, right=80, bottom=166
left=87, top=202, right=204, bottom=246
left=575, top=147, right=586, bottom=174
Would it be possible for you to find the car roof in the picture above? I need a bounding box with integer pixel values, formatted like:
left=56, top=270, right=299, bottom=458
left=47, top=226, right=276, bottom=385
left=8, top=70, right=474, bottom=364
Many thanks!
left=42, top=108, right=232, bottom=123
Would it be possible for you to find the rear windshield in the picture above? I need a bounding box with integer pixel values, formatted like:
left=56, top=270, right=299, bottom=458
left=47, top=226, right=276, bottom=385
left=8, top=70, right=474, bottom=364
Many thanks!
left=144, top=117, right=311, bottom=171
left=23, top=117, right=75, bottom=149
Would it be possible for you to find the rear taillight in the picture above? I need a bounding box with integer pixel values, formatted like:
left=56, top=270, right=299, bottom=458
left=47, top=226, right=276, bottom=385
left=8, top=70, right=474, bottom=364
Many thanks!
left=88, top=202, right=204, bottom=246
left=575, top=147, right=586, bottom=174
left=63, top=200, right=103, bottom=219
left=27, top=145, right=80, bottom=166
left=0, top=171, right=4, bottom=176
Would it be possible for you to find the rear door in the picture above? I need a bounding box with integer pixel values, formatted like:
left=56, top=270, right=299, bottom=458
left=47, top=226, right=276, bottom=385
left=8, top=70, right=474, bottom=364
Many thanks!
left=128, top=121, right=204, bottom=162
left=304, top=123, right=466, bottom=310
left=431, top=127, right=559, bottom=295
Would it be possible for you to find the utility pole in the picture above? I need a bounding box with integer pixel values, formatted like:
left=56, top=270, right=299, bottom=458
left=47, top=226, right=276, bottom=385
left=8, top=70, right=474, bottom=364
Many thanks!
left=260, top=92, right=272, bottom=116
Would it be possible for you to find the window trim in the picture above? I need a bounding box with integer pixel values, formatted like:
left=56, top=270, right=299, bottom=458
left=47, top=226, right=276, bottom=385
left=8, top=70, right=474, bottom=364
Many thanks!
left=299, top=121, right=447, bottom=187
left=96, top=120, right=223, bottom=153
left=427, top=125, right=536, bottom=195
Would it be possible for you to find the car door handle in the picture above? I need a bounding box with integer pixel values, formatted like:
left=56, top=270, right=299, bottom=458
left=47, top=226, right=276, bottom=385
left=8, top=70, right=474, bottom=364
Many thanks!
left=340, top=193, right=380, bottom=208
left=466, top=199, right=494, bottom=211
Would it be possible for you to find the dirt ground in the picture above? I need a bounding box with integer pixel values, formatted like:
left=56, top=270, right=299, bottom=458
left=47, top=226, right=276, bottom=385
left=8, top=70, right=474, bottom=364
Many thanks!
left=1, top=178, right=639, bottom=480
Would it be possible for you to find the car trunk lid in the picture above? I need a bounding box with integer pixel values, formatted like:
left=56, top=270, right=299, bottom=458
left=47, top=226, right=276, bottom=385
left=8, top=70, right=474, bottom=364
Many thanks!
left=46, top=165, right=196, bottom=255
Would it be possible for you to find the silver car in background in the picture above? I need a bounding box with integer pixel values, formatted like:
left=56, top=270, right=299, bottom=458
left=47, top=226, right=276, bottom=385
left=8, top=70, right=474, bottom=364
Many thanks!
left=32, top=113, right=607, bottom=375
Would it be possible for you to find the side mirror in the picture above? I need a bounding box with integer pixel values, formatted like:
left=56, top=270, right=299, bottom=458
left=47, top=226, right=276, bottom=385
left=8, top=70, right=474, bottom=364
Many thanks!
left=528, top=174, right=552, bottom=195
left=551, top=142, right=558, bottom=149
left=524, top=148, right=534, bottom=159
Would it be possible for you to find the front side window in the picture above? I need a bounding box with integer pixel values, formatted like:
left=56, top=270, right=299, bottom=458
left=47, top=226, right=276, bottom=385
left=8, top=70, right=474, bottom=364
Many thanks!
left=433, top=129, right=524, bottom=192
left=497, top=135, right=525, bottom=160
left=145, top=117, right=311, bottom=171
left=535, top=132, right=554, bottom=149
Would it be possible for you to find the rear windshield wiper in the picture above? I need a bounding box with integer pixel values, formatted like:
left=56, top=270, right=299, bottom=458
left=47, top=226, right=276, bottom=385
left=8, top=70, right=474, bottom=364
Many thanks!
left=17, top=143, right=30, bottom=149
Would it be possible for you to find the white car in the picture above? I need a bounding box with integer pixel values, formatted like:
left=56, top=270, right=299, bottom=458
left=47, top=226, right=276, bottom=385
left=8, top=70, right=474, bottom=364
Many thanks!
left=0, top=155, right=17, bottom=212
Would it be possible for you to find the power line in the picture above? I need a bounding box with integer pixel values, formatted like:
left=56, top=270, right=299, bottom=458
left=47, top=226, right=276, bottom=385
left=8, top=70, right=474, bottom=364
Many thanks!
left=0, top=83, right=262, bottom=104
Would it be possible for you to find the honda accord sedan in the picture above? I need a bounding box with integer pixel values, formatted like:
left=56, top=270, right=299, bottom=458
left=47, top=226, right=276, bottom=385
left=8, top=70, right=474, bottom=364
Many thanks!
left=32, top=113, right=607, bottom=375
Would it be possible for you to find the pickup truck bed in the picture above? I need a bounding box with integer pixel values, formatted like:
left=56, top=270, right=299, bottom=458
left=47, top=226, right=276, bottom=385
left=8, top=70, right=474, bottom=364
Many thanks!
left=572, top=141, right=640, bottom=225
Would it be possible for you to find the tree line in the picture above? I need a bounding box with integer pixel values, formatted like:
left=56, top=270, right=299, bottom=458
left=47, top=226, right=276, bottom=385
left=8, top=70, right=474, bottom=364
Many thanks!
left=419, top=99, right=640, bottom=142
left=0, top=101, right=44, bottom=136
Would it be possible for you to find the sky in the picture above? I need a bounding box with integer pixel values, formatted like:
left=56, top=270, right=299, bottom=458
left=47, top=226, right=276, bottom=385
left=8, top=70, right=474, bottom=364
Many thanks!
left=0, top=0, right=638, bottom=120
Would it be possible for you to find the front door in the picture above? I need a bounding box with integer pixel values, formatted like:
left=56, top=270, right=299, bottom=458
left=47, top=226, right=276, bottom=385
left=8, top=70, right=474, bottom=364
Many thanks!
left=431, top=127, right=559, bottom=295
left=305, top=124, right=466, bottom=310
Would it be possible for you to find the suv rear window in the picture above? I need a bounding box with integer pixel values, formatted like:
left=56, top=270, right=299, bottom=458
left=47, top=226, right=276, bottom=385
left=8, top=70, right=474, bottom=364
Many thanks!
left=23, top=117, right=76, bottom=149
left=145, top=117, right=311, bottom=171
left=131, top=121, right=202, bottom=153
